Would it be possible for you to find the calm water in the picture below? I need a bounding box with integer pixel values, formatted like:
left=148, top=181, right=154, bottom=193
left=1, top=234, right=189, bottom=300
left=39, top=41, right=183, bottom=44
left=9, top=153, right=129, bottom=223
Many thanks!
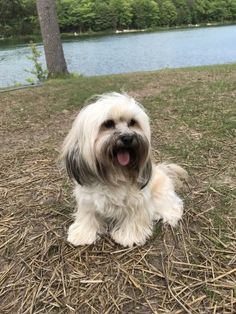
left=0, top=25, right=236, bottom=88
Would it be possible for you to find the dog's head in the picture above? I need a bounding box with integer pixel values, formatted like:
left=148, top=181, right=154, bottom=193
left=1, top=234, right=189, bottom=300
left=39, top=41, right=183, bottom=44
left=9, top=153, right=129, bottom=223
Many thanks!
left=61, top=93, right=152, bottom=188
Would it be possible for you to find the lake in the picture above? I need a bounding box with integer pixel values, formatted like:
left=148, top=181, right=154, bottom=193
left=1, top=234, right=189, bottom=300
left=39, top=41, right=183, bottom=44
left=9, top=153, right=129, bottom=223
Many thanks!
left=0, top=25, right=236, bottom=88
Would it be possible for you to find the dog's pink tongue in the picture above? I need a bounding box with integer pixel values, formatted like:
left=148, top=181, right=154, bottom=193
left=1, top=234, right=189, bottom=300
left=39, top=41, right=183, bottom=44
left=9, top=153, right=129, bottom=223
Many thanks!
left=117, top=151, right=130, bottom=166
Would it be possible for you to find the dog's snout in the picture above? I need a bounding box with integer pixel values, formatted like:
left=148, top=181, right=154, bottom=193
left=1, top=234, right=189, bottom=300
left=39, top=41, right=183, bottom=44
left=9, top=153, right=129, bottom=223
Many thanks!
left=120, top=134, right=134, bottom=146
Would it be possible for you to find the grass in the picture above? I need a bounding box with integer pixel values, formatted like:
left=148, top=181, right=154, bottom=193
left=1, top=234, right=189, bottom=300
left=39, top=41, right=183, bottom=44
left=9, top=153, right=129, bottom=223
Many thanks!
left=0, top=64, right=235, bottom=313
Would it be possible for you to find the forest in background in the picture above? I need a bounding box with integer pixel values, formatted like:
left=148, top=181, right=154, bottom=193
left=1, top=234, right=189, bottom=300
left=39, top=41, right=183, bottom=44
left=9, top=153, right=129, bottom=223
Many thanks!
left=1, top=0, right=236, bottom=37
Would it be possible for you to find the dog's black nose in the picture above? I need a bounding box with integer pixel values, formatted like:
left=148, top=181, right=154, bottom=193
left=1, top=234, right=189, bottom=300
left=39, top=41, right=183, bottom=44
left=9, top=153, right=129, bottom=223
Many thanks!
left=120, top=134, right=134, bottom=146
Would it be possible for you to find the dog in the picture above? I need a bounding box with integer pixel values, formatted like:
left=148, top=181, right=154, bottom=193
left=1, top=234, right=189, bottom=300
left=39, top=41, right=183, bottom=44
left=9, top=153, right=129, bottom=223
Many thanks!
left=61, top=92, right=187, bottom=247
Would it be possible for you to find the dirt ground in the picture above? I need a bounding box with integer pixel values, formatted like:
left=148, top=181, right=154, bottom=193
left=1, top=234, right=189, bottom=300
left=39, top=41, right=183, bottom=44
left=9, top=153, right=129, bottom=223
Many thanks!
left=0, top=66, right=235, bottom=313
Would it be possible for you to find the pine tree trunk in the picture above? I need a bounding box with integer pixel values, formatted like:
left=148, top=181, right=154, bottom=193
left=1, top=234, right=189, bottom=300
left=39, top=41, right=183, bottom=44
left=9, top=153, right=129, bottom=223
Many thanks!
left=36, top=0, right=69, bottom=77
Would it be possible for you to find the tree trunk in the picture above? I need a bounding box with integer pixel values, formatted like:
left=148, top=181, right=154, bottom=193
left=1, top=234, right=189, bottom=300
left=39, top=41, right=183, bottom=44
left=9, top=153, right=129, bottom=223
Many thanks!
left=36, top=0, right=68, bottom=77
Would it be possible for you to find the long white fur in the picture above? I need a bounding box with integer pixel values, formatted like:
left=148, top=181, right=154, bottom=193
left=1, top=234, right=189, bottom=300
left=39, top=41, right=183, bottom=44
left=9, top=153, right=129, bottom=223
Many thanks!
left=62, top=93, right=187, bottom=247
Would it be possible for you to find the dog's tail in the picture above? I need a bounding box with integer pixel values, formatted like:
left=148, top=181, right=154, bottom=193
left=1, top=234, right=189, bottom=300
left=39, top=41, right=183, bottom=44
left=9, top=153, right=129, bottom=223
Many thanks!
left=156, top=163, right=188, bottom=190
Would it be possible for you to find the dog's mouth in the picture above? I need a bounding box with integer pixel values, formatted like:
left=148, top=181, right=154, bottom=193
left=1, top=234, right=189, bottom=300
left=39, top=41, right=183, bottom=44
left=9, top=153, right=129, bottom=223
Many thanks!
left=110, top=134, right=141, bottom=167
left=116, top=149, right=131, bottom=166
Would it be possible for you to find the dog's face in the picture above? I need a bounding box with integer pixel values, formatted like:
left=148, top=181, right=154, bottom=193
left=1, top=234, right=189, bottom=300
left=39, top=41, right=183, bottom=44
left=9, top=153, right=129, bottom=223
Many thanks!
left=62, top=93, right=152, bottom=188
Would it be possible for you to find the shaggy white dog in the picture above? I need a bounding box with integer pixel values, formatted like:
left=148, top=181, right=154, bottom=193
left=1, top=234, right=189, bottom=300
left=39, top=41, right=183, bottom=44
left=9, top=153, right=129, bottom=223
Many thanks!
left=62, top=93, right=187, bottom=247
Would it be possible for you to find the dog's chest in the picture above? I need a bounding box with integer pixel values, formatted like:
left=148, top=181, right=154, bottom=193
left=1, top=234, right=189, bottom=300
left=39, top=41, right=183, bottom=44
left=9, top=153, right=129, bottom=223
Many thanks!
left=93, top=186, right=145, bottom=218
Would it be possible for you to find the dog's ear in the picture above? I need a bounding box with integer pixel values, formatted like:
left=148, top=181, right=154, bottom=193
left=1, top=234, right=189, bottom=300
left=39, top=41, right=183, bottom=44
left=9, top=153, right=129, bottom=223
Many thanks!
left=138, top=158, right=152, bottom=189
left=65, top=149, right=98, bottom=186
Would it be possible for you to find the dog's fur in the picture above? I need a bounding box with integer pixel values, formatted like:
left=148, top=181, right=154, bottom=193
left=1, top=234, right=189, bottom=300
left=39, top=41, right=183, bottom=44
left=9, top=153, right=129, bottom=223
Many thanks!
left=61, top=93, right=187, bottom=247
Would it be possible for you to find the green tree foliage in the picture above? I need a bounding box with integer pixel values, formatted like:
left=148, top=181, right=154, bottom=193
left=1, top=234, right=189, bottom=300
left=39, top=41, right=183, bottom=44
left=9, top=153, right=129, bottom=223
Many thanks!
left=1, top=0, right=236, bottom=37
left=57, top=0, right=95, bottom=32
left=173, top=0, right=191, bottom=24
left=132, top=0, right=160, bottom=29
left=159, top=0, right=177, bottom=26
left=70, top=0, right=96, bottom=32
left=57, top=0, right=75, bottom=30
left=0, top=0, right=38, bottom=36
left=228, top=0, right=236, bottom=18
left=0, top=0, right=23, bottom=36
left=93, top=0, right=116, bottom=31
left=110, top=0, right=133, bottom=29
left=207, top=0, right=229, bottom=21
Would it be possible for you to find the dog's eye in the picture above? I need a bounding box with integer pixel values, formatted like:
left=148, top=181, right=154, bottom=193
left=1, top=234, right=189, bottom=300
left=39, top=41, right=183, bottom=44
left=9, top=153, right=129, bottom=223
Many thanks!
left=128, top=119, right=137, bottom=127
left=103, top=119, right=115, bottom=129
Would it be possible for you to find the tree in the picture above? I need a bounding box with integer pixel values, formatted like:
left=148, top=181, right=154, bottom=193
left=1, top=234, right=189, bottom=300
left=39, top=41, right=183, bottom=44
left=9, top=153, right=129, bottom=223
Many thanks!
left=173, top=0, right=191, bottom=24
left=36, top=0, right=68, bottom=77
left=132, top=0, right=160, bottom=29
left=0, top=0, right=24, bottom=36
left=56, top=0, right=74, bottom=31
left=110, top=0, right=133, bottom=30
left=94, top=0, right=116, bottom=31
left=192, top=0, right=209, bottom=23
left=3, top=0, right=236, bottom=37
left=207, top=0, right=229, bottom=22
left=68, top=0, right=96, bottom=32
left=159, top=0, right=177, bottom=26
left=228, top=0, right=236, bottom=19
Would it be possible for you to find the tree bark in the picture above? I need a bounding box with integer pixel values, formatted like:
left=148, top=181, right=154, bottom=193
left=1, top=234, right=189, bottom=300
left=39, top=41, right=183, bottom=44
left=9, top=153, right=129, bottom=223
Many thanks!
left=36, top=0, right=68, bottom=77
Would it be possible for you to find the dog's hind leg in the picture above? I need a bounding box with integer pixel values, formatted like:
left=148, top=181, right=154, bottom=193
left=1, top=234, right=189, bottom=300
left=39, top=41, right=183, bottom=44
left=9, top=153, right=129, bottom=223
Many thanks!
left=149, top=164, right=186, bottom=226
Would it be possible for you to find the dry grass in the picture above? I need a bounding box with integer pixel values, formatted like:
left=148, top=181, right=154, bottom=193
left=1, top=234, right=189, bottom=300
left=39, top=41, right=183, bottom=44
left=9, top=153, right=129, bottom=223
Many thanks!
left=0, top=65, right=235, bottom=313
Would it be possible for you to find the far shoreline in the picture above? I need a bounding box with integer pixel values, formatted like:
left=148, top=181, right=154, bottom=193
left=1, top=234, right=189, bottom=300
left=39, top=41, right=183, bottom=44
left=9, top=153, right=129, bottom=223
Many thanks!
left=0, top=21, right=235, bottom=45
left=61, top=21, right=236, bottom=40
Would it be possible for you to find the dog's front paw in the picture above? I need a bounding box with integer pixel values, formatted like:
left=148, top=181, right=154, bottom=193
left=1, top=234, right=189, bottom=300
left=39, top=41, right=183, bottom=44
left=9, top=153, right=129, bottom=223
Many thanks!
left=67, top=222, right=98, bottom=246
left=111, top=225, right=152, bottom=247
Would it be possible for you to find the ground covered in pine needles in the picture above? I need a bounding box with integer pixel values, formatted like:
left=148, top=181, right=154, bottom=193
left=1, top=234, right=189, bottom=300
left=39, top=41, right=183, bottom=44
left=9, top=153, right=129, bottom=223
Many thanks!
left=0, top=64, right=235, bottom=313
